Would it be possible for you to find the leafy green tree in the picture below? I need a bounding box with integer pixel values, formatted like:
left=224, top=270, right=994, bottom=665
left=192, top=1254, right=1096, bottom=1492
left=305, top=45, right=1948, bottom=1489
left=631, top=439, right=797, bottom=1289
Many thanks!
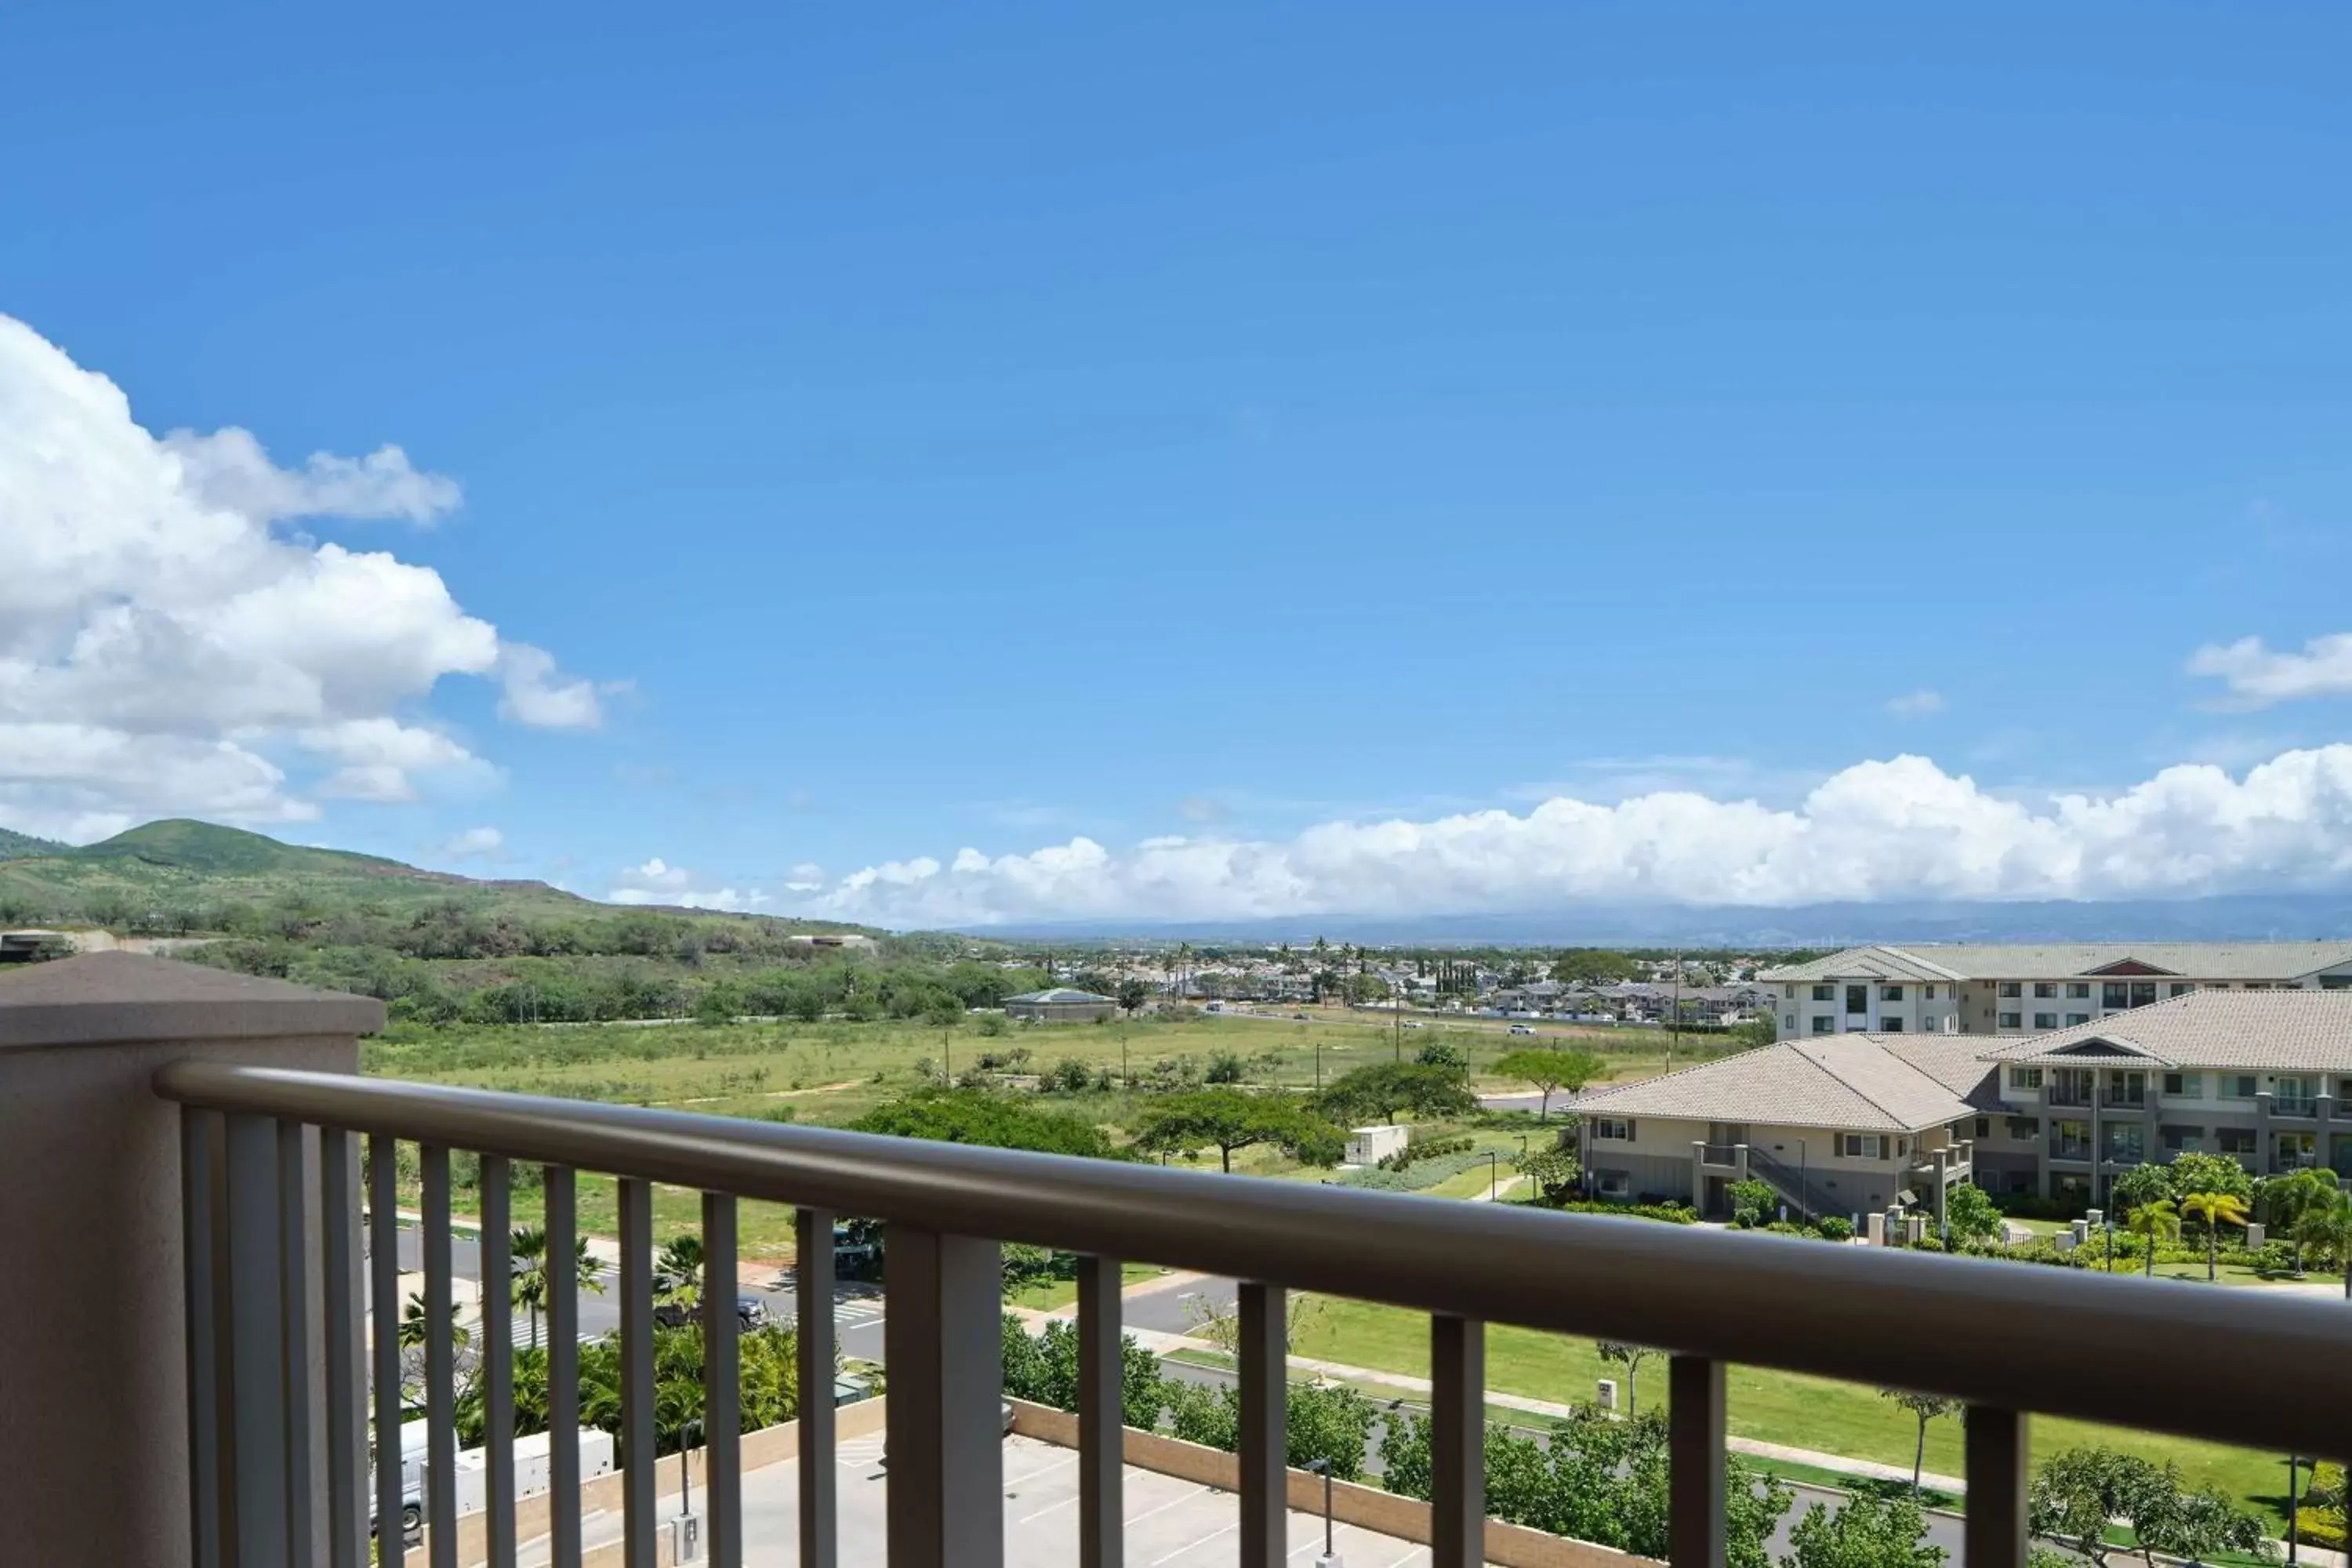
left=1596, top=1341, right=1657, bottom=1415
left=1493, top=1048, right=1605, bottom=1120
left=2109, top=1160, right=2174, bottom=1216
left=999, top=1315, right=1167, bottom=1430
left=1944, top=1183, right=2004, bottom=1244
left=2163, top=1151, right=2253, bottom=1205
left=1878, top=1390, right=1959, bottom=1499
left=2125, top=1199, right=2181, bottom=1276
left=1515, top=1143, right=1581, bottom=1204
left=1318, top=1061, right=1478, bottom=1125
left=2179, top=1190, right=2250, bottom=1281
left=1782, top=1491, right=1947, bottom=1568
left=2029, top=1446, right=2275, bottom=1568
left=459, top=1322, right=814, bottom=1459
left=1728, top=1178, right=1778, bottom=1228
left=1132, top=1089, right=1345, bottom=1173
left=851, top=1087, right=1123, bottom=1160
left=1117, top=978, right=1150, bottom=1014
left=1551, top=949, right=1643, bottom=985
left=2259, top=1168, right=2338, bottom=1273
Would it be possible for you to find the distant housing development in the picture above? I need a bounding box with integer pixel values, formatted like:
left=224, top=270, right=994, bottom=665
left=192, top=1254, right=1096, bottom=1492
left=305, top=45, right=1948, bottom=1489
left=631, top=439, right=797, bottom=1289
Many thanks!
left=1570, top=988, right=2352, bottom=1218
left=1759, top=942, right=2352, bottom=1036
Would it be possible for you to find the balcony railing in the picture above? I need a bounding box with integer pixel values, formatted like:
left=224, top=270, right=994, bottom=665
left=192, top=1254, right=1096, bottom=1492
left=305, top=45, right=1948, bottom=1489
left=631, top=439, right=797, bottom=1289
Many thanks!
left=153, top=1061, right=2352, bottom=1568
left=1697, top=1144, right=1744, bottom=1168
left=2274, top=1099, right=2319, bottom=1120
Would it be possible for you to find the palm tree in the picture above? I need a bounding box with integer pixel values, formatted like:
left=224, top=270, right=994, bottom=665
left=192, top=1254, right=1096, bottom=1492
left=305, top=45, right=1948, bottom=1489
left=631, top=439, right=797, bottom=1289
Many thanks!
left=2179, top=1191, right=2251, bottom=1282
left=398, top=1290, right=473, bottom=1352
left=2125, top=1199, right=2180, bottom=1277
left=2261, top=1169, right=2337, bottom=1274
left=2292, top=1186, right=2352, bottom=1300
left=655, top=1233, right=706, bottom=1316
left=508, top=1225, right=608, bottom=1350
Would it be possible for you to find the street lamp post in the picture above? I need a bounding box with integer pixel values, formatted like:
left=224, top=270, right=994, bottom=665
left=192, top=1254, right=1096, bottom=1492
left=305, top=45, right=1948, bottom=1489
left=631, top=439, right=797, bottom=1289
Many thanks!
left=1487, top=1149, right=1500, bottom=1200
left=1305, top=1456, right=1338, bottom=1566
left=2288, top=1454, right=2308, bottom=1566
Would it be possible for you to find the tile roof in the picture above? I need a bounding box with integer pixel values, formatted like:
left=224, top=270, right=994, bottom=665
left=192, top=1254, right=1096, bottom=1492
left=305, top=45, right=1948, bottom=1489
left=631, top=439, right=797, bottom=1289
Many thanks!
left=1980, top=989, right=2352, bottom=1071
left=1006, top=988, right=1116, bottom=1004
left=1878, top=1033, right=2006, bottom=1112
left=1760, top=942, right=2352, bottom=984
left=1566, top=1036, right=1973, bottom=1134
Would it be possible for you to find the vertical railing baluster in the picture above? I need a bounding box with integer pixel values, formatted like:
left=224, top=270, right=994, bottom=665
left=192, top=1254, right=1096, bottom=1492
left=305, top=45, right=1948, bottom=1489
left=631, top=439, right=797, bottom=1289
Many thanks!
left=546, top=1167, right=583, bottom=1568
left=703, top=1192, right=742, bottom=1568
left=1076, top=1254, right=1123, bottom=1568
left=481, top=1156, right=517, bottom=1568
left=321, top=1127, right=366, bottom=1568
left=1236, top=1282, right=1287, bottom=1568
left=1431, top=1315, right=1485, bottom=1568
left=422, top=1146, right=457, bottom=1568
left=278, top=1120, right=315, bottom=1562
left=370, top=1136, right=406, bottom=1568
left=884, top=1225, right=1004, bottom=1568
left=794, top=1205, right=838, bottom=1568
left=182, top=1106, right=224, bottom=1568
left=1668, top=1355, right=1727, bottom=1568
left=620, top=1178, right=656, bottom=1568
left=1965, top=1406, right=2029, bottom=1568
left=227, top=1111, right=290, bottom=1568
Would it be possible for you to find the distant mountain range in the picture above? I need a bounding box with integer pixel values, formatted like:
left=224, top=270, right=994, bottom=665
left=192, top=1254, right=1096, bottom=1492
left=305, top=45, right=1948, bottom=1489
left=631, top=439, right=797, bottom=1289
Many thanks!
left=0, top=819, right=868, bottom=932
left=981, top=895, right=2352, bottom=949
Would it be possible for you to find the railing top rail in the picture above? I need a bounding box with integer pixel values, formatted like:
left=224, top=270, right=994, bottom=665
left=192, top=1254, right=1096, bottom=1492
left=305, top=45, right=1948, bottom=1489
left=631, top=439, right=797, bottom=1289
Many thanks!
left=158, top=1061, right=2352, bottom=1460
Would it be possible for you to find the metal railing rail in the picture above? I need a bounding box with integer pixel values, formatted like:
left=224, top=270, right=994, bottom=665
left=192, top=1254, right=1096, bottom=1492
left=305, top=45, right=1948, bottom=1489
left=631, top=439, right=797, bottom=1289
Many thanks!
left=160, top=1062, right=2352, bottom=1568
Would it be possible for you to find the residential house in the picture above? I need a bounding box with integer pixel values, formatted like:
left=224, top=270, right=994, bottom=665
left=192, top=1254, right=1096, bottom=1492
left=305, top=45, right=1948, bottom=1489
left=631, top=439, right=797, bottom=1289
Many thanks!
left=1003, top=987, right=1119, bottom=1022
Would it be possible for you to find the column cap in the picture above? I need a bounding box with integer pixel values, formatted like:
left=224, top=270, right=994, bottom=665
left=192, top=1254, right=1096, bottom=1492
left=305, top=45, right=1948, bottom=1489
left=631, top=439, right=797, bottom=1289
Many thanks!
left=0, top=951, right=383, bottom=1051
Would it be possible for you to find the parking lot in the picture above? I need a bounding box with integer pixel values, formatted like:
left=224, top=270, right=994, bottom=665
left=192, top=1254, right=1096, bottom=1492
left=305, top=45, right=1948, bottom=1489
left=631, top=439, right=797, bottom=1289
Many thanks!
left=735, top=1431, right=1436, bottom=1566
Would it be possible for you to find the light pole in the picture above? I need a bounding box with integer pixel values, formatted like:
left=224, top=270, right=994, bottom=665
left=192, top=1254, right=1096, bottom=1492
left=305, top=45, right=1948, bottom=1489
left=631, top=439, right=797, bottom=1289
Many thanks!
left=2288, top=1454, right=2309, bottom=1566
left=1305, top=1457, right=1338, bottom=1566
left=1486, top=1149, right=1500, bottom=1201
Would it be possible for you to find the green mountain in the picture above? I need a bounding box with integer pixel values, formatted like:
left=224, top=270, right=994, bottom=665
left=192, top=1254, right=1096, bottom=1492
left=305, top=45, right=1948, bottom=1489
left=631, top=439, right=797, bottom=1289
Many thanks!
left=0, top=818, right=869, bottom=936
left=0, top=826, right=68, bottom=862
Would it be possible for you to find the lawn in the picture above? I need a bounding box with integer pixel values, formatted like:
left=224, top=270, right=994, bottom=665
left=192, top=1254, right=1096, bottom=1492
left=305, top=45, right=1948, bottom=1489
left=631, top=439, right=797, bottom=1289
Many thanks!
left=1285, top=1295, right=2293, bottom=1529
left=1005, top=1262, right=1171, bottom=1312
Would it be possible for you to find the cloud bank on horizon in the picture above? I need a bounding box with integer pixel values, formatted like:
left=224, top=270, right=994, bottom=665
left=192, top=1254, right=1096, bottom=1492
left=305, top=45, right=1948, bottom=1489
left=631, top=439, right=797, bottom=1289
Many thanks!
left=0, top=315, right=604, bottom=840
left=809, top=747, right=2352, bottom=927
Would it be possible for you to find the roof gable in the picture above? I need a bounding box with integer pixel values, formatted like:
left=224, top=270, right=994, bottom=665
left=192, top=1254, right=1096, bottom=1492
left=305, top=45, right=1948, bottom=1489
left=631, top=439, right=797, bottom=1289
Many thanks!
left=2084, top=959, right=2177, bottom=977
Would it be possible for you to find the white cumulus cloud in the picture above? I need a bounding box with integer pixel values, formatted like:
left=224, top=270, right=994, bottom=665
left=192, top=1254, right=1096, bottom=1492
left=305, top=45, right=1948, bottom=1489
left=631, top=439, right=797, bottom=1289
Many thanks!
left=0, top=314, right=606, bottom=840
left=2190, top=633, right=2352, bottom=708
left=1886, top=689, right=1945, bottom=716
left=439, top=826, right=508, bottom=860
left=810, top=748, right=2352, bottom=927
left=607, top=858, right=771, bottom=913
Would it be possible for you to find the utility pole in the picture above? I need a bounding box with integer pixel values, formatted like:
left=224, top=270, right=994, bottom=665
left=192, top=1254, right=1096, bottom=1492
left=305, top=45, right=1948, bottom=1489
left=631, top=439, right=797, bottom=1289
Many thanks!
left=1668, top=948, right=1682, bottom=1071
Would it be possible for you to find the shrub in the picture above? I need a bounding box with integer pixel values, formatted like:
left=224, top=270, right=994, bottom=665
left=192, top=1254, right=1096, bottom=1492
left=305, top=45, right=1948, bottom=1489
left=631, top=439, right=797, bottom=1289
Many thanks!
left=1554, top=1200, right=1697, bottom=1224
left=1815, top=1215, right=1855, bottom=1241
left=2250, top=1239, right=2299, bottom=1279
left=1203, top=1051, right=1246, bottom=1084
left=1727, top=1178, right=1777, bottom=1228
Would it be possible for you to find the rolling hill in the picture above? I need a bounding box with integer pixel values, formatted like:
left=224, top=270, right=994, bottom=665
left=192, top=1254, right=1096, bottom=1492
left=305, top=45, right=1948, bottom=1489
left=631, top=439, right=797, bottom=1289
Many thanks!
left=0, top=818, right=872, bottom=935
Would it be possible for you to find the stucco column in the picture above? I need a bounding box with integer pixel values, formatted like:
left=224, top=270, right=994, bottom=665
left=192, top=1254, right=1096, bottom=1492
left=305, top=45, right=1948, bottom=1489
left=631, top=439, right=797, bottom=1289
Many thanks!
left=2256, top=1090, right=2274, bottom=1175
left=0, top=953, right=382, bottom=1568
left=1690, top=1141, right=1707, bottom=1209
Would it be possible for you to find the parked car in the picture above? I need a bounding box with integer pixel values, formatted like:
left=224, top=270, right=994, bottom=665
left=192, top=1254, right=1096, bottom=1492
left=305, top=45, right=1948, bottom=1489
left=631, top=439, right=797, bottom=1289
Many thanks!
left=1508, top=1022, right=1535, bottom=1036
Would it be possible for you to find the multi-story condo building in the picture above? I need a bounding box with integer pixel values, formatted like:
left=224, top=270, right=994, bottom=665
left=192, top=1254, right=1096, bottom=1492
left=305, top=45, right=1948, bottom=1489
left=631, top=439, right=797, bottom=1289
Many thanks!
left=1569, top=989, right=2352, bottom=1218
left=1759, top=942, right=2352, bottom=1038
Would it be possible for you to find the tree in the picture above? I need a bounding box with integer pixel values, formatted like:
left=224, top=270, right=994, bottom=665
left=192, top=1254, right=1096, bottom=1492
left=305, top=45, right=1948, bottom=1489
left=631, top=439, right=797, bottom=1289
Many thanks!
left=851, top=1087, right=1124, bottom=1160
left=1181, top=1288, right=1324, bottom=1358
left=1000, top=1314, right=1168, bottom=1431
left=2125, top=1199, right=2181, bottom=1277
left=2178, top=1190, right=2250, bottom=1281
left=2259, top=1169, right=2337, bottom=1274
left=1943, top=1184, right=2004, bottom=1245
left=1878, top=1390, right=1959, bottom=1499
left=1782, top=1491, right=1947, bottom=1568
left=509, top=1227, right=607, bottom=1352
left=1596, top=1342, right=1657, bottom=1416
left=1318, top=1061, right=1478, bottom=1125
left=2030, top=1446, right=2275, bottom=1568
left=654, top=1233, right=705, bottom=1315
left=1116, top=978, right=1149, bottom=1014
left=2292, top=1186, right=2352, bottom=1300
left=1515, top=1143, right=1581, bottom=1204
left=2163, top=1151, right=2252, bottom=1206
left=1551, top=949, right=1643, bottom=986
left=1494, top=1048, right=1605, bottom=1121
left=1728, top=1178, right=1778, bottom=1229
left=2109, top=1161, right=2174, bottom=1217
left=1132, top=1089, right=1345, bottom=1173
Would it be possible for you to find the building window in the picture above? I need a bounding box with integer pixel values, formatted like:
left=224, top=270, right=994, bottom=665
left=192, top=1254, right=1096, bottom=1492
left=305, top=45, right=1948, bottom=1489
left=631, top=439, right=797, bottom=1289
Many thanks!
left=2161, top=1125, right=2205, bottom=1153
left=2033, top=982, right=2058, bottom=999
left=2065, top=1013, right=2091, bottom=1026
left=1783, top=1014, right=1796, bottom=1032
left=1846, top=985, right=1868, bottom=1015
left=1998, top=1012, right=2022, bottom=1029
left=1594, top=1170, right=1632, bottom=1199
left=2033, top=1012, right=2058, bottom=1030
left=2007, top=1066, right=2043, bottom=1091
left=2163, top=1072, right=2201, bottom=1099
left=2005, top=1116, right=2040, bottom=1140
left=1924, top=985, right=1937, bottom=1000
left=2217, top=1127, right=2256, bottom=1156
left=1812, top=985, right=1834, bottom=1003
left=1973, top=1116, right=1991, bottom=1139
left=2277, top=1076, right=2320, bottom=1115
left=1839, top=1134, right=1884, bottom=1159
left=1784, top=984, right=1796, bottom=999
left=1998, top=982, right=2023, bottom=999
left=2277, top=1132, right=2318, bottom=1169
left=2067, top=982, right=2091, bottom=999
left=2102, top=982, right=2129, bottom=1010
left=1880, top=1017, right=1905, bottom=1032
left=1812, top=1016, right=1835, bottom=1035
left=2106, top=1124, right=2147, bottom=1163
left=1882, top=984, right=1904, bottom=1001
left=2131, top=982, right=2158, bottom=1008
left=1593, top=1117, right=1634, bottom=1142
left=2054, top=1120, right=2092, bottom=1160
left=2228, top=1074, right=2258, bottom=1100
left=2169, top=983, right=2195, bottom=996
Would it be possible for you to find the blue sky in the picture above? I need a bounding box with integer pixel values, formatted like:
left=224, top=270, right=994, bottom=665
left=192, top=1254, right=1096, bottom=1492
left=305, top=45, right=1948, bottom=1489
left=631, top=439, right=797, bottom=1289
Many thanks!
left=5, top=5, right=2352, bottom=926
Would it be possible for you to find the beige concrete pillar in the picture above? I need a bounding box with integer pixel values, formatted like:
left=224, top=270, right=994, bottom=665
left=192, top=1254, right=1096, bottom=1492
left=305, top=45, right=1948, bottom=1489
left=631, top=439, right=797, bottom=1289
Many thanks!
left=0, top=952, right=381, bottom=1568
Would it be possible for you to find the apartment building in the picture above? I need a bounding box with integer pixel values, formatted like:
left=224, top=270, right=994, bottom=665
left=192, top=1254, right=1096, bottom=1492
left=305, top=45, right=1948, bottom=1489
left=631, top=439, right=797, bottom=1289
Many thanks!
left=1759, top=942, right=2352, bottom=1038
left=1570, top=989, right=2352, bottom=1217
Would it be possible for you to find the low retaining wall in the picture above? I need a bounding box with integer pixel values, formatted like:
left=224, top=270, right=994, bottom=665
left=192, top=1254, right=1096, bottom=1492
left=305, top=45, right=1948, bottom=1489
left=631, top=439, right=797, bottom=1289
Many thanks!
left=1005, top=1397, right=1659, bottom=1568
left=424, top=1395, right=891, bottom=1567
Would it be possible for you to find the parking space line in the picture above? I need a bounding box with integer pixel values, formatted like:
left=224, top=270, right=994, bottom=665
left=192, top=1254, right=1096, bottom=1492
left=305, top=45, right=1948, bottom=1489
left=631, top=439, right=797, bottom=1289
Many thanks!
left=1004, top=1453, right=1077, bottom=1490
left=1121, top=1483, right=1210, bottom=1528
left=1149, top=1519, right=1235, bottom=1566
left=1017, top=1493, right=1078, bottom=1524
